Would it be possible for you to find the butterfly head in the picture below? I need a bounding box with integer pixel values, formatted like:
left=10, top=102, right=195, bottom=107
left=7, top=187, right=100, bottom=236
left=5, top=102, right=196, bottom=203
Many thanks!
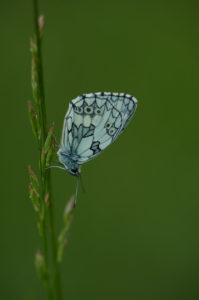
left=68, top=167, right=79, bottom=176
left=57, top=149, right=80, bottom=177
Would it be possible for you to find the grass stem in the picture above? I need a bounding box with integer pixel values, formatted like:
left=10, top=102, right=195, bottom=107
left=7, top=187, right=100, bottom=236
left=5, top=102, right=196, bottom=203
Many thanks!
left=32, top=1, right=63, bottom=299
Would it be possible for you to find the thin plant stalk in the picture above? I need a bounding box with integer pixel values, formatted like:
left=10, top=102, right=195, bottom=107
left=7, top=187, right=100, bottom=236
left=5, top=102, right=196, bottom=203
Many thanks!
left=32, top=0, right=63, bottom=299
left=29, top=1, right=74, bottom=299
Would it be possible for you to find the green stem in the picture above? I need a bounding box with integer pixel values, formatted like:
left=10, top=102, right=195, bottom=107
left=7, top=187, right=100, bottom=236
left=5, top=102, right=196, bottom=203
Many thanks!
left=32, top=0, right=47, bottom=142
left=32, top=1, right=63, bottom=299
left=48, top=176, right=63, bottom=300
left=32, top=1, right=52, bottom=299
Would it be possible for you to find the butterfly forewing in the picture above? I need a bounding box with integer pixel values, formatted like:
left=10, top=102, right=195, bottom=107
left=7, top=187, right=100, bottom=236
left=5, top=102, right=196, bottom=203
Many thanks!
left=60, top=92, right=137, bottom=165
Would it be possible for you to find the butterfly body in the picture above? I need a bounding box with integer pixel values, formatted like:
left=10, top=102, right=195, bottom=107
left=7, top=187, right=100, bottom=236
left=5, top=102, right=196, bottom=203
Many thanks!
left=57, top=151, right=79, bottom=175
left=57, top=92, right=137, bottom=175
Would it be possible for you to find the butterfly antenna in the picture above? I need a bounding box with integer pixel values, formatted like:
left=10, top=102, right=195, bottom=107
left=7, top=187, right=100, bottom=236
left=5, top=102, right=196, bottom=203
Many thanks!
left=79, top=173, right=86, bottom=193
left=74, top=174, right=80, bottom=206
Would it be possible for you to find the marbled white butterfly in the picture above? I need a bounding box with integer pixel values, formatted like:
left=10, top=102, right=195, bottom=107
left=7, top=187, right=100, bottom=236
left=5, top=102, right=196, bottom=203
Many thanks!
left=55, top=92, right=137, bottom=202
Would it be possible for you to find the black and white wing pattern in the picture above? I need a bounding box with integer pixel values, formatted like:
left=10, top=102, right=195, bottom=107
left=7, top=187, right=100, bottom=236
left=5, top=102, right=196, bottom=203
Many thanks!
left=60, top=92, right=137, bottom=164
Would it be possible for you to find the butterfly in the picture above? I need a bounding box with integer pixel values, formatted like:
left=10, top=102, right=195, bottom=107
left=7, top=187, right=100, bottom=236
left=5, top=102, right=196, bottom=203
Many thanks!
left=54, top=92, right=137, bottom=203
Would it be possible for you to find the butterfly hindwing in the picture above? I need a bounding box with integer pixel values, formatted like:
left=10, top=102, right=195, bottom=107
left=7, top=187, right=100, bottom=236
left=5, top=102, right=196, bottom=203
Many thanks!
left=61, top=92, right=137, bottom=164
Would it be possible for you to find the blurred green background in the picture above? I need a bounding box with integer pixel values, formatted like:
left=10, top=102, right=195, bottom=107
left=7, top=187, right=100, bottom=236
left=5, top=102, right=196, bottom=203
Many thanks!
left=1, top=0, right=199, bottom=299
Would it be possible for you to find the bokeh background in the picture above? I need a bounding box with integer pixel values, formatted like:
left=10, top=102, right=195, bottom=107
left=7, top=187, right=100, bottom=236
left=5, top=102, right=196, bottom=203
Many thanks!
left=1, top=0, right=199, bottom=299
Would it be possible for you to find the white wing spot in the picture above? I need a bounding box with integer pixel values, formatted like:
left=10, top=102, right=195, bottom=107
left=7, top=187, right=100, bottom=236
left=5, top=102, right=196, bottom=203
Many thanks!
left=86, top=93, right=94, bottom=97
left=124, top=98, right=129, bottom=105
left=115, top=115, right=122, bottom=128
left=74, top=99, right=83, bottom=107
left=116, top=101, right=123, bottom=111
left=85, top=97, right=95, bottom=105
left=77, top=136, right=93, bottom=154
left=133, top=96, right=138, bottom=103
left=83, top=115, right=91, bottom=127
left=128, top=101, right=134, bottom=111
left=68, top=132, right=73, bottom=146
left=92, top=115, right=101, bottom=126
left=67, top=118, right=72, bottom=131
left=112, top=108, right=119, bottom=118
left=111, top=96, right=118, bottom=101
left=106, top=101, right=112, bottom=110
left=96, top=98, right=106, bottom=107
left=74, top=114, right=83, bottom=127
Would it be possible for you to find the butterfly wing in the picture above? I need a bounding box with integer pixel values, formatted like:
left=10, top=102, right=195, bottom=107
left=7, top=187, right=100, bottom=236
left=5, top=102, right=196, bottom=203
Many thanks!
left=60, top=92, right=137, bottom=165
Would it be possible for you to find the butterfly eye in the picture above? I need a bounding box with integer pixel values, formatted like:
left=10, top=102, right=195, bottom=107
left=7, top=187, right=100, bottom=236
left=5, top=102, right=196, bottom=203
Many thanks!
left=95, top=108, right=102, bottom=115
left=108, top=127, right=116, bottom=136
left=75, top=106, right=83, bottom=114
left=70, top=168, right=78, bottom=176
left=84, top=106, right=93, bottom=114
left=105, top=122, right=111, bottom=129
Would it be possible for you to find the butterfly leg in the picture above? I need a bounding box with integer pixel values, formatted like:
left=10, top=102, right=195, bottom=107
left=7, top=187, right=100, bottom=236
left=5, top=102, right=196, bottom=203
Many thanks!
left=46, top=165, right=66, bottom=171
